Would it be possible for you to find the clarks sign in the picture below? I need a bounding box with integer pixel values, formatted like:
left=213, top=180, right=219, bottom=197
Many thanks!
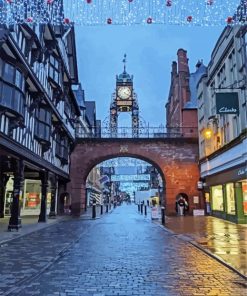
left=216, top=93, right=239, bottom=115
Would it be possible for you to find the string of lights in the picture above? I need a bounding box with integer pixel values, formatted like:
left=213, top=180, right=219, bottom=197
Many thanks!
left=0, top=0, right=246, bottom=26
left=98, top=157, right=152, bottom=168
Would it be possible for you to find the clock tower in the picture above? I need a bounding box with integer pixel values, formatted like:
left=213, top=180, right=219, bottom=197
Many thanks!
left=110, top=54, right=139, bottom=137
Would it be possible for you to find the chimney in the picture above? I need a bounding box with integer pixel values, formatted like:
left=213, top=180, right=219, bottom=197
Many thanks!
left=177, top=48, right=189, bottom=73
left=171, top=61, right=177, bottom=76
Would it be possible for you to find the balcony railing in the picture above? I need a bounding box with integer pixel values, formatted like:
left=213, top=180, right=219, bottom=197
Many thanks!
left=76, top=126, right=198, bottom=139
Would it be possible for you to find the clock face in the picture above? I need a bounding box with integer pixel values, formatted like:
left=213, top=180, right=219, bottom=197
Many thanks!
left=118, top=86, right=131, bottom=100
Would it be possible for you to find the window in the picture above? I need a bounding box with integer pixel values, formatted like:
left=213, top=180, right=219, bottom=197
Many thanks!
left=55, top=134, right=69, bottom=164
left=242, top=181, right=247, bottom=215
left=211, top=185, right=224, bottom=211
left=64, top=97, right=71, bottom=118
left=15, top=70, right=24, bottom=91
left=0, top=60, right=25, bottom=117
left=34, top=106, right=51, bottom=144
left=48, top=55, right=60, bottom=85
left=3, top=63, right=15, bottom=84
left=226, top=183, right=236, bottom=214
left=0, top=82, right=24, bottom=116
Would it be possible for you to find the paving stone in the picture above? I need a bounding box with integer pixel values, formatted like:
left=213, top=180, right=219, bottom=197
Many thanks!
left=0, top=205, right=246, bottom=296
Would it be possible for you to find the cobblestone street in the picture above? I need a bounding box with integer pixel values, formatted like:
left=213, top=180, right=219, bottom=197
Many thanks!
left=0, top=205, right=246, bottom=296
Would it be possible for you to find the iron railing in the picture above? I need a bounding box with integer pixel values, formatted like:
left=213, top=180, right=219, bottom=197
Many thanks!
left=76, top=126, right=198, bottom=139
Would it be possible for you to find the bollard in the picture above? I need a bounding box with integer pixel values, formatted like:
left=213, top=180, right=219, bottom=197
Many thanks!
left=161, top=206, right=165, bottom=225
left=141, top=203, right=143, bottom=214
left=106, top=204, right=108, bottom=213
left=144, top=205, right=147, bottom=216
left=138, top=204, right=140, bottom=212
left=101, top=204, right=103, bottom=215
left=92, top=203, right=96, bottom=219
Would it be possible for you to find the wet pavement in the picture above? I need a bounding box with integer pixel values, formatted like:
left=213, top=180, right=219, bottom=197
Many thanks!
left=0, top=204, right=246, bottom=296
left=0, top=206, right=104, bottom=244
left=164, top=215, right=247, bottom=277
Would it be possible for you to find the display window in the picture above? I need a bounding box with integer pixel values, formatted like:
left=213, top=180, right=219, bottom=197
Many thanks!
left=211, top=185, right=224, bottom=211
left=226, top=183, right=236, bottom=214
left=242, top=180, right=247, bottom=215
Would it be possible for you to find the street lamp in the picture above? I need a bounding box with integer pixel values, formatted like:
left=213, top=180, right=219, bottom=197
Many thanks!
left=203, top=128, right=213, bottom=139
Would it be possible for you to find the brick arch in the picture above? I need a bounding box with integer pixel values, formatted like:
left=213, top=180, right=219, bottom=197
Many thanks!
left=68, top=138, right=200, bottom=216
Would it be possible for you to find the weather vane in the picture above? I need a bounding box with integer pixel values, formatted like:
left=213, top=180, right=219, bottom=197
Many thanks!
left=122, top=54, right=127, bottom=72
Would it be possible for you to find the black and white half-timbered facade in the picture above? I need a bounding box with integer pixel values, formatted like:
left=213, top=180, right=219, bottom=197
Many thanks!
left=0, top=23, right=81, bottom=229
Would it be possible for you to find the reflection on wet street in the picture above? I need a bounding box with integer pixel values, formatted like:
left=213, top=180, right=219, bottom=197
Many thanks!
left=2, top=204, right=245, bottom=296
left=165, top=215, right=247, bottom=276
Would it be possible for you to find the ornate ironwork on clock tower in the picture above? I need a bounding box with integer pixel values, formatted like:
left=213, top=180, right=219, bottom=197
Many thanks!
left=110, top=54, right=139, bottom=137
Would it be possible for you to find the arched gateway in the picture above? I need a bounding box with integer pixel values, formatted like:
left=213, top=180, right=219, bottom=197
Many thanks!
left=68, top=137, right=200, bottom=216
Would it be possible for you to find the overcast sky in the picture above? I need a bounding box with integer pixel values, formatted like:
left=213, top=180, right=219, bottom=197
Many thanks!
left=75, top=25, right=223, bottom=126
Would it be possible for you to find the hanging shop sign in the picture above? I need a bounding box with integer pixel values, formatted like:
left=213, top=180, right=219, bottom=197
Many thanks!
left=216, top=92, right=239, bottom=115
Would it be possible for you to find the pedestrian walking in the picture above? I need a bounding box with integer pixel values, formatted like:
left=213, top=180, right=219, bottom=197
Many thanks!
left=176, top=196, right=186, bottom=216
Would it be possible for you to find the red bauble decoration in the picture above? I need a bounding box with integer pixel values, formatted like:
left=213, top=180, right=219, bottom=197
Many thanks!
left=187, top=16, right=192, bottom=22
left=107, top=18, right=112, bottom=24
left=147, top=17, right=152, bottom=24
left=166, top=0, right=172, bottom=7
left=226, top=16, right=233, bottom=24
left=86, top=0, right=92, bottom=3
left=207, top=0, right=213, bottom=5
left=6, top=0, right=12, bottom=3
left=47, top=0, right=53, bottom=4
left=26, top=17, right=33, bottom=23
left=63, top=18, right=70, bottom=24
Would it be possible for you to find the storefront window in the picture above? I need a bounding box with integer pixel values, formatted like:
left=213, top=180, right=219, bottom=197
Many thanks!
left=226, top=183, right=235, bottom=214
left=211, top=185, right=224, bottom=211
left=242, top=181, right=247, bottom=215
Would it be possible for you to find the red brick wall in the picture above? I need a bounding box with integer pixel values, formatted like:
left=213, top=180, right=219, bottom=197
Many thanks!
left=69, top=138, right=200, bottom=216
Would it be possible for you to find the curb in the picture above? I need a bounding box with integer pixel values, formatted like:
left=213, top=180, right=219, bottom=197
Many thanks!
left=189, top=240, right=247, bottom=281
left=154, top=222, right=247, bottom=281
left=0, top=218, right=64, bottom=247
left=0, top=209, right=114, bottom=246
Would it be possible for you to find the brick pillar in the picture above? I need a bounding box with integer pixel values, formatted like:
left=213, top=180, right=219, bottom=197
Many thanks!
left=70, top=180, right=86, bottom=216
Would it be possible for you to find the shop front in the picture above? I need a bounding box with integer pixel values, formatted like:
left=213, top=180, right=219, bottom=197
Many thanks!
left=204, top=163, right=247, bottom=224
left=4, top=178, right=51, bottom=217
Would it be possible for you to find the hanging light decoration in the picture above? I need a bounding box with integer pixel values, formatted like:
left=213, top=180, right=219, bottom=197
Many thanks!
left=0, top=0, right=245, bottom=26
left=226, top=16, right=233, bottom=24
left=166, top=0, right=172, bottom=7
left=207, top=0, right=214, bottom=5
left=107, top=18, right=112, bottom=24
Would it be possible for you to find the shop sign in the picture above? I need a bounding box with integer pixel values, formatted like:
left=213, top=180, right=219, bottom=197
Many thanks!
left=197, top=181, right=203, bottom=190
left=151, top=206, right=159, bottom=220
left=216, top=93, right=239, bottom=115
left=237, top=166, right=247, bottom=177
left=193, top=196, right=199, bottom=204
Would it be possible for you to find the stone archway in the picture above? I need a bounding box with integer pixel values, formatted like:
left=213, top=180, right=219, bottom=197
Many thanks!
left=68, top=138, right=200, bottom=216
